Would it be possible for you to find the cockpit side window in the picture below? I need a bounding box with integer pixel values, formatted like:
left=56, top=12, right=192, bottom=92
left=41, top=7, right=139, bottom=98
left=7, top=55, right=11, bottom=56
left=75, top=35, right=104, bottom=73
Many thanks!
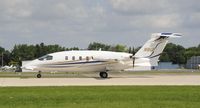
left=38, top=55, right=53, bottom=61
left=46, top=55, right=53, bottom=60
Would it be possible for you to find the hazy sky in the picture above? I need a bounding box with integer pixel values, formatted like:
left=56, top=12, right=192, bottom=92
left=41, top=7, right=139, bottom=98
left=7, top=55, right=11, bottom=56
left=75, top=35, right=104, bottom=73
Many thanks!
left=0, top=0, right=200, bottom=50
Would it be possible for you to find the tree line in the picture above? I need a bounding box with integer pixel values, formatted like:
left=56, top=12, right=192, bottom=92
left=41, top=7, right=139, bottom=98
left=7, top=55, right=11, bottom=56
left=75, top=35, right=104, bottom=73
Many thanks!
left=0, top=42, right=200, bottom=66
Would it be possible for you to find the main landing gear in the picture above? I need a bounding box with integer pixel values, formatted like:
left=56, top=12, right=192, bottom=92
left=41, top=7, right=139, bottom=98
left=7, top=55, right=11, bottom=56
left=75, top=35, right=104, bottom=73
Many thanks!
left=37, top=71, right=42, bottom=78
left=99, top=72, right=108, bottom=78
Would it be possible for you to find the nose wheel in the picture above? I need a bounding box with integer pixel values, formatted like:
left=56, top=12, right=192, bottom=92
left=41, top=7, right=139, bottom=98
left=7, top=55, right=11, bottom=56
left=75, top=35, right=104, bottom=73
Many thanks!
left=37, top=71, right=42, bottom=78
left=99, top=72, right=108, bottom=78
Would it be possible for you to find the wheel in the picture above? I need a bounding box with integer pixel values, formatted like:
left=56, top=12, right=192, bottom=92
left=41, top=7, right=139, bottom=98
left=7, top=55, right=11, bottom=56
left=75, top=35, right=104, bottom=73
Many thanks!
left=99, top=72, right=108, bottom=78
left=37, top=74, right=42, bottom=78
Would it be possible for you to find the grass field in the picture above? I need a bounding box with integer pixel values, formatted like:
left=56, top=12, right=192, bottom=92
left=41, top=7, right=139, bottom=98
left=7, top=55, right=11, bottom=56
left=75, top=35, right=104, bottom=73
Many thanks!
left=0, top=86, right=200, bottom=108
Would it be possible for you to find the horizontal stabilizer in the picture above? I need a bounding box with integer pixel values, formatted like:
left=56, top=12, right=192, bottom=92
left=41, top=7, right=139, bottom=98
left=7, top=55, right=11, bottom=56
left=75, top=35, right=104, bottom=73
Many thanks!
left=153, top=33, right=182, bottom=38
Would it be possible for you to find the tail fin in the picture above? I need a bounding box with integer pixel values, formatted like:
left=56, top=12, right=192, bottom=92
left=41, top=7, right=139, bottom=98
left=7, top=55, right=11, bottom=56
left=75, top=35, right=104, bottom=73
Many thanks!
left=133, top=33, right=181, bottom=69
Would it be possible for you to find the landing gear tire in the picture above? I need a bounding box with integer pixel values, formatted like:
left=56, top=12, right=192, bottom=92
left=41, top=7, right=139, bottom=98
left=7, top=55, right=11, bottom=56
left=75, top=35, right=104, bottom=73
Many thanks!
left=37, top=71, right=42, bottom=78
left=37, top=74, right=42, bottom=78
left=99, top=72, right=108, bottom=78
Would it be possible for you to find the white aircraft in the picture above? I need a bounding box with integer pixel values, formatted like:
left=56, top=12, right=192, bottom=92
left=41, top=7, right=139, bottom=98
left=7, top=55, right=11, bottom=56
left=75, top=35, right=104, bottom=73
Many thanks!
left=22, top=33, right=181, bottom=78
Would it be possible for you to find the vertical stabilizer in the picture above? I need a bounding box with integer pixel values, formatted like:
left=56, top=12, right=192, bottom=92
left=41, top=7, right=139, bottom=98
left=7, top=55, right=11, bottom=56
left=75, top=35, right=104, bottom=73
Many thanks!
left=133, top=33, right=181, bottom=70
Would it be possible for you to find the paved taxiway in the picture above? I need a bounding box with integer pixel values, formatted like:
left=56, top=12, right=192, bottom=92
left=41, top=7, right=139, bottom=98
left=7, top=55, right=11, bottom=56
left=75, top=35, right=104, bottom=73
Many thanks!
left=1, top=75, right=200, bottom=86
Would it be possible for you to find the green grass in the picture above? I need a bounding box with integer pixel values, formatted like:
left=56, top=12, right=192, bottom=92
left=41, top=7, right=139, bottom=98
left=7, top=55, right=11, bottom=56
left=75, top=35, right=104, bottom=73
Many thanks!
left=0, top=86, right=200, bottom=108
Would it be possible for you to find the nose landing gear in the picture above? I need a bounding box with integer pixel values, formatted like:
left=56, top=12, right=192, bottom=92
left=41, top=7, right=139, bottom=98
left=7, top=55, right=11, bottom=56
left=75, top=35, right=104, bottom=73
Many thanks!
left=37, top=71, right=42, bottom=78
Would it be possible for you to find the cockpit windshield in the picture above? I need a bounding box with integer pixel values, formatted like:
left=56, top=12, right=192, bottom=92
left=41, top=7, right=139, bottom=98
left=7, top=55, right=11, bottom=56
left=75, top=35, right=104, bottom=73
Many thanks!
left=38, top=55, right=53, bottom=61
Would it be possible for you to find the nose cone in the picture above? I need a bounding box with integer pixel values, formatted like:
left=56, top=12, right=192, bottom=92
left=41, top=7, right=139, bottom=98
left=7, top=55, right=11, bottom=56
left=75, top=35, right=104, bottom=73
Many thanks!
left=22, top=60, right=38, bottom=71
left=22, top=65, right=36, bottom=70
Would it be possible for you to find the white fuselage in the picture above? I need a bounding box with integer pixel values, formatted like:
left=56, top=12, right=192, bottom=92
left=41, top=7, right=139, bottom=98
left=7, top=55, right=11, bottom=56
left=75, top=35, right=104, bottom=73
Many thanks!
left=22, top=33, right=181, bottom=74
left=22, top=50, right=133, bottom=72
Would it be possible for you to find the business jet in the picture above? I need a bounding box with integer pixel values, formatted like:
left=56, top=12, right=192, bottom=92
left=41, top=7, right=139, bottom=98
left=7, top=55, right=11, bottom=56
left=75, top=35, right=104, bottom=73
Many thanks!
left=22, top=33, right=181, bottom=78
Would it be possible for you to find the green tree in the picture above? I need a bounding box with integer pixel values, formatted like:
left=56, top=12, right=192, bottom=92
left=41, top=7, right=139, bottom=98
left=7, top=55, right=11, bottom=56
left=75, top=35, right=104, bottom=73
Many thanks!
left=184, top=45, right=200, bottom=61
left=160, top=43, right=186, bottom=64
left=0, top=46, right=11, bottom=66
left=11, top=44, right=36, bottom=65
left=159, top=53, right=170, bottom=62
left=88, top=42, right=111, bottom=51
left=113, top=44, right=127, bottom=52
left=4, top=42, right=200, bottom=66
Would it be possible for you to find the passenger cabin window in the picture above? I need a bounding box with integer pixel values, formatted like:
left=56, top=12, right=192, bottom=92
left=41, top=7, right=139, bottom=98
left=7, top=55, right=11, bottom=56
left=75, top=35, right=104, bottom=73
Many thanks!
left=86, top=56, right=89, bottom=61
left=79, top=56, right=82, bottom=60
left=38, top=55, right=53, bottom=61
left=72, top=56, right=75, bottom=61
left=65, top=56, right=68, bottom=60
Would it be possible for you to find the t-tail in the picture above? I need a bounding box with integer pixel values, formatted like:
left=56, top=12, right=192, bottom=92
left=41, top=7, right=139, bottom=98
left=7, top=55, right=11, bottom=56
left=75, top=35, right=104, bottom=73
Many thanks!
left=133, top=33, right=182, bottom=70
